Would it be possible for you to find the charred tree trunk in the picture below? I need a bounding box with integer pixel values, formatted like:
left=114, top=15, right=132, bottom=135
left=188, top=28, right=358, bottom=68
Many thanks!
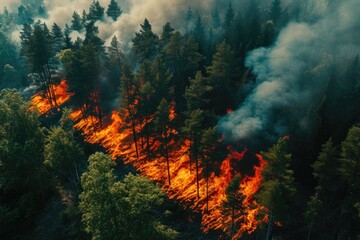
left=129, top=112, right=139, bottom=159
left=145, top=114, right=151, bottom=161
left=165, top=140, right=171, bottom=185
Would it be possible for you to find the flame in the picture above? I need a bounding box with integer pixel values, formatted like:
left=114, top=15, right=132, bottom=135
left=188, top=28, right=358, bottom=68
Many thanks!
left=68, top=105, right=268, bottom=238
left=30, top=79, right=74, bottom=114
left=30, top=82, right=269, bottom=238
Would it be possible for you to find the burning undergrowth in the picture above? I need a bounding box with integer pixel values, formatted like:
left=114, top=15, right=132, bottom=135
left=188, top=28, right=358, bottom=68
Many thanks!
left=30, top=80, right=270, bottom=239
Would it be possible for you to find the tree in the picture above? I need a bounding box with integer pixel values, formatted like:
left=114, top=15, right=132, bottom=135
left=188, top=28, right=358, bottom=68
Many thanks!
left=44, top=126, right=84, bottom=185
left=63, top=23, right=73, bottom=49
left=183, top=109, right=205, bottom=199
left=88, top=1, right=105, bottom=21
left=79, top=152, right=178, bottom=240
left=106, top=0, right=122, bottom=21
left=185, top=71, right=212, bottom=113
left=206, top=41, right=239, bottom=114
left=162, top=32, right=202, bottom=112
left=269, top=0, right=283, bottom=27
left=132, top=18, right=159, bottom=62
left=153, top=99, right=174, bottom=185
left=50, top=23, right=63, bottom=54
left=71, top=11, right=83, bottom=32
left=160, top=22, right=174, bottom=47
left=222, top=174, right=245, bottom=238
left=201, top=126, right=217, bottom=212
left=120, top=64, right=140, bottom=159
left=0, top=89, right=53, bottom=238
left=192, top=16, right=206, bottom=56
left=0, top=32, right=20, bottom=88
left=255, top=137, right=296, bottom=240
left=335, top=126, right=360, bottom=238
left=224, top=2, right=235, bottom=29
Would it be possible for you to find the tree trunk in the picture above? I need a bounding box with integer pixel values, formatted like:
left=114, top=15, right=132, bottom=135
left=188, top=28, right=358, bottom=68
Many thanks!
left=130, top=113, right=139, bottom=159
left=145, top=114, right=151, bottom=161
left=266, top=207, right=274, bottom=240
left=165, top=140, right=171, bottom=185
left=307, top=218, right=313, bottom=240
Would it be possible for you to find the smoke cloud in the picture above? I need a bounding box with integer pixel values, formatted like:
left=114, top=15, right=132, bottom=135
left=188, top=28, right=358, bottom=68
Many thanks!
left=219, top=0, right=360, bottom=142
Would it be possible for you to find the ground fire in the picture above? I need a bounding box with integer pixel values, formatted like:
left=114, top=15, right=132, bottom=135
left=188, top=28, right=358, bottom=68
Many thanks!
left=31, top=81, right=269, bottom=239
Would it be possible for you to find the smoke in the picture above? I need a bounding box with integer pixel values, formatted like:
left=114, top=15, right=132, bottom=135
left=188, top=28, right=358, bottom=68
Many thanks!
left=219, top=0, right=360, bottom=143
left=2, top=0, right=225, bottom=46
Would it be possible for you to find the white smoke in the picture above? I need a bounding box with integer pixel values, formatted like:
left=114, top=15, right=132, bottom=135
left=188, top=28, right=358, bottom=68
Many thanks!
left=219, top=0, right=360, bottom=142
left=2, top=0, right=222, bottom=46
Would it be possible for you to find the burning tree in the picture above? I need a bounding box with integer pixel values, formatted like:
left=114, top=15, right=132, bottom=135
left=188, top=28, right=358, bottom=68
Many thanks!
left=20, top=21, right=58, bottom=108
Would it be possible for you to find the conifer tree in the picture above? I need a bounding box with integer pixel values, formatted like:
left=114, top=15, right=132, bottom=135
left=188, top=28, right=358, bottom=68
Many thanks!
left=106, top=0, right=122, bottom=21
left=71, top=11, right=83, bottom=32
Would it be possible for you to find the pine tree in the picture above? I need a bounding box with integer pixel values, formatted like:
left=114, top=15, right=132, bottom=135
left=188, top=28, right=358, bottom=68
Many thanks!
left=50, top=23, right=63, bottom=54
left=160, top=22, right=174, bottom=47
left=183, top=109, right=205, bottom=199
left=63, top=23, right=73, bottom=49
left=222, top=174, right=245, bottom=238
left=207, top=41, right=238, bottom=114
left=255, top=137, right=296, bottom=240
left=88, top=0, right=105, bottom=21
left=71, top=11, right=83, bottom=32
left=106, top=0, right=122, bottom=21
left=120, top=63, right=140, bottom=159
left=132, top=18, right=159, bottom=62
left=153, top=99, right=174, bottom=185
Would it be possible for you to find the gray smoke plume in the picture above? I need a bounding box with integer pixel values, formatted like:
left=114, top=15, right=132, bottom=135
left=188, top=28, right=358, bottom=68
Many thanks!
left=219, top=0, right=360, bottom=142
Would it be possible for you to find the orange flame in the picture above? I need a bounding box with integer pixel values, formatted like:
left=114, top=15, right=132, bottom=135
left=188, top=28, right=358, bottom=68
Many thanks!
left=30, top=79, right=74, bottom=115
left=68, top=105, right=268, bottom=238
left=29, top=80, right=269, bottom=238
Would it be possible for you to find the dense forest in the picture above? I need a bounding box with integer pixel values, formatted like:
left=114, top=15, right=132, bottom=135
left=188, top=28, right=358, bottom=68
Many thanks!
left=0, top=0, right=359, bottom=239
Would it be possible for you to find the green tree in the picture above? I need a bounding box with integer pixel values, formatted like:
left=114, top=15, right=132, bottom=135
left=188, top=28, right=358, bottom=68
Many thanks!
left=71, top=11, right=83, bottom=32
left=88, top=1, right=105, bottom=21
left=255, top=137, right=296, bottom=240
left=120, top=63, right=140, bottom=159
left=0, top=89, right=53, bottom=238
left=132, top=18, right=159, bottom=62
left=63, top=23, right=73, bottom=49
left=201, top=126, right=217, bottom=212
left=335, top=126, right=360, bottom=238
left=79, top=152, right=178, bottom=240
left=106, top=0, right=122, bottom=21
left=222, top=174, right=245, bottom=238
left=183, top=109, right=204, bottom=199
left=0, top=32, right=20, bottom=88
left=50, top=23, right=63, bottom=54
left=162, top=32, right=202, bottom=112
left=153, top=99, right=174, bottom=185
left=44, top=126, right=84, bottom=185
left=160, top=22, right=174, bottom=47
left=207, top=41, right=239, bottom=114
left=185, top=71, right=212, bottom=113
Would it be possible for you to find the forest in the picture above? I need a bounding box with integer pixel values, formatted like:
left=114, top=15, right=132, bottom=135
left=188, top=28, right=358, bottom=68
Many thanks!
left=0, top=0, right=359, bottom=239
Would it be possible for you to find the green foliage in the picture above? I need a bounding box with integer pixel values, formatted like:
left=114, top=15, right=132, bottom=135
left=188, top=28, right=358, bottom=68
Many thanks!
left=0, top=89, right=53, bottom=238
left=88, top=1, right=105, bottom=21
left=106, top=0, right=122, bottom=21
left=71, top=11, right=83, bottom=32
left=79, top=152, right=178, bottom=240
left=44, top=126, right=84, bottom=183
left=312, top=139, right=340, bottom=195
left=256, top=137, right=296, bottom=224
left=133, top=19, right=160, bottom=62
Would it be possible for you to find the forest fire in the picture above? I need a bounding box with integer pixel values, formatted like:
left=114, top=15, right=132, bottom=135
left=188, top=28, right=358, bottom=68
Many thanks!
left=30, top=80, right=268, bottom=238
left=30, top=79, right=74, bottom=115
left=68, top=106, right=268, bottom=238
